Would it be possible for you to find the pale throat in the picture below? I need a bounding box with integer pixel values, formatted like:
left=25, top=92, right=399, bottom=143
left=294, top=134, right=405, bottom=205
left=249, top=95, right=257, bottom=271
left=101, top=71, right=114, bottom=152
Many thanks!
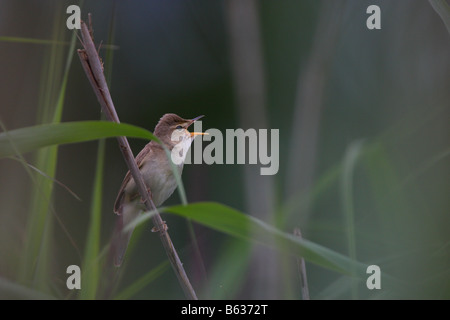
left=174, top=137, right=193, bottom=165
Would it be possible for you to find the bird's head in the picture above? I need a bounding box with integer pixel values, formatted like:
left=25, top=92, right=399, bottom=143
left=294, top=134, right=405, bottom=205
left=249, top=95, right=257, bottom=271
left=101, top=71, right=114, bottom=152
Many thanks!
left=154, top=113, right=206, bottom=150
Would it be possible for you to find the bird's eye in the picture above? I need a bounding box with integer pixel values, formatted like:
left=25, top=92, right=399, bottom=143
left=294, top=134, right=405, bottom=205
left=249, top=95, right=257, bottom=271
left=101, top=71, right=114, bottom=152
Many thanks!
left=176, top=125, right=183, bottom=130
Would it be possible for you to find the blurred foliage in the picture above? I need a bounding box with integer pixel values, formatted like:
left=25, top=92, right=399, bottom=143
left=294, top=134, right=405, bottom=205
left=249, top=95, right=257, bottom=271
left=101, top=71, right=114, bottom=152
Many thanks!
left=0, top=0, right=449, bottom=299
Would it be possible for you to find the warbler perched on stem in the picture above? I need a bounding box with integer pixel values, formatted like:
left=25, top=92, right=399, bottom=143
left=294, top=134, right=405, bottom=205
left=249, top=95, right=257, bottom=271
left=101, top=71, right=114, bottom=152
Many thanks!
left=113, top=113, right=206, bottom=266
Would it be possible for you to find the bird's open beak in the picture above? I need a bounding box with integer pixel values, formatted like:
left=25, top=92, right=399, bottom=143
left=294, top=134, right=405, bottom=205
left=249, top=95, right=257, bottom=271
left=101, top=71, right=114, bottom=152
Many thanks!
left=188, top=115, right=208, bottom=137
left=190, top=132, right=207, bottom=137
left=190, top=115, right=204, bottom=123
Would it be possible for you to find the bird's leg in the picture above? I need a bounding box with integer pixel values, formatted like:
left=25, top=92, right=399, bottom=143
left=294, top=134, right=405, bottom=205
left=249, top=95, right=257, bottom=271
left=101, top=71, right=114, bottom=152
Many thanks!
left=139, top=187, right=168, bottom=232
left=151, top=221, right=168, bottom=233
left=140, top=186, right=153, bottom=204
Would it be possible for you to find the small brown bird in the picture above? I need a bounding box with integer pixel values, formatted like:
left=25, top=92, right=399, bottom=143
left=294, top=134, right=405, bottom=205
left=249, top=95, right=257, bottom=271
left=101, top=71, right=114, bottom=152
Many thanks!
left=113, top=113, right=206, bottom=266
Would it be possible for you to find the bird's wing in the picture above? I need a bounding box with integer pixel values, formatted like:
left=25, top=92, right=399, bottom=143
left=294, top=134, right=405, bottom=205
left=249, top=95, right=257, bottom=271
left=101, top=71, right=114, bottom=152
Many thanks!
left=113, top=143, right=154, bottom=214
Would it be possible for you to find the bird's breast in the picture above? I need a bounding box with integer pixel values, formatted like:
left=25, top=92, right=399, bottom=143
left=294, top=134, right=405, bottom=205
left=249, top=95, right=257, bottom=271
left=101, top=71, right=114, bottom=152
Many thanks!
left=139, top=157, right=182, bottom=207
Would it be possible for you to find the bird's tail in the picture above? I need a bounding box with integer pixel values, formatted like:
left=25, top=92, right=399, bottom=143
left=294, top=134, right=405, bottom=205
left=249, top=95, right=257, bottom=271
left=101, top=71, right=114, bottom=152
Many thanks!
left=113, top=202, right=140, bottom=267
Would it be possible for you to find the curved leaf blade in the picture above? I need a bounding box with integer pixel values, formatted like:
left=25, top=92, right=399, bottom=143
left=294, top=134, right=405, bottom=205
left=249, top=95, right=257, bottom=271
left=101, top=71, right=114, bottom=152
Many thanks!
left=0, top=121, right=159, bottom=158
left=0, top=277, right=55, bottom=300
left=163, top=202, right=369, bottom=277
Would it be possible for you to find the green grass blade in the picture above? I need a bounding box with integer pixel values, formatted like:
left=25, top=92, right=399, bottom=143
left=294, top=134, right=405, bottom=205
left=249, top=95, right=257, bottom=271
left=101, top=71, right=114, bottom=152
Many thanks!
left=135, top=202, right=370, bottom=277
left=52, top=27, right=77, bottom=123
left=7, top=156, right=81, bottom=201
left=19, top=10, right=74, bottom=290
left=281, top=162, right=341, bottom=227
left=207, top=239, right=251, bottom=299
left=114, top=261, right=170, bottom=300
left=0, top=121, right=159, bottom=159
left=163, top=147, right=188, bottom=205
left=340, top=139, right=365, bottom=299
left=429, top=0, right=450, bottom=34
left=0, top=36, right=69, bottom=46
left=362, top=142, right=409, bottom=246
left=80, top=139, right=105, bottom=299
left=0, top=277, right=56, bottom=300
left=80, top=7, right=117, bottom=298
left=162, top=147, right=207, bottom=289
left=0, top=36, right=118, bottom=49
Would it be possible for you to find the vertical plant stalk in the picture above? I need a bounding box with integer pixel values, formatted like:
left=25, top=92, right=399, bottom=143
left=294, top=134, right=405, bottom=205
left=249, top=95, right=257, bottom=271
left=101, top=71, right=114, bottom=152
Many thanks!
left=77, top=18, right=197, bottom=300
left=80, top=138, right=105, bottom=299
left=340, top=140, right=364, bottom=299
left=225, top=0, right=277, bottom=298
left=19, top=5, right=77, bottom=289
left=285, top=1, right=345, bottom=225
left=293, top=228, right=310, bottom=300
left=81, top=4, right=116, bottom=300
left=429, top=0, right=450, bottom=35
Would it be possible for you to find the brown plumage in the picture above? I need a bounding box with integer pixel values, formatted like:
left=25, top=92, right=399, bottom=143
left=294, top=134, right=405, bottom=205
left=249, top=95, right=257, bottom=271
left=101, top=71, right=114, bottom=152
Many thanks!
left=113, top=113, right=205, bottom=266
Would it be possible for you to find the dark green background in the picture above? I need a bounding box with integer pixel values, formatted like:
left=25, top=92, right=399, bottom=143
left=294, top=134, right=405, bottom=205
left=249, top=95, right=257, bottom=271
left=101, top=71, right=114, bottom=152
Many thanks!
left=0, top=0, right=449, bottom=299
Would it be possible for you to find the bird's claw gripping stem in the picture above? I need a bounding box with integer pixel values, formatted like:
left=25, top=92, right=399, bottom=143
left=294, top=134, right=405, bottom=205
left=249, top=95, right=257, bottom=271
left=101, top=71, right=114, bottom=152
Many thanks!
left=140, top=187, right=152, bottom=204
left=151, top=221, right=168, bottom=233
